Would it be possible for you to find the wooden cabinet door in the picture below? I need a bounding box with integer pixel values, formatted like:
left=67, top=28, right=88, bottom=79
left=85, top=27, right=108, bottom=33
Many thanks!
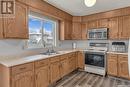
left=68, top=56, right=76, bottom=72
left=118, top=55, right=129, bottom=79
left=72, top=22, right=82, bottom=40
left=108, top=17, right=119, bottom=39
left=119, top=15, right=130, bottom=39
left=50, top=61, right=60, bottom=83
left=107, top=54, right=118, bottom=76
left=60, top=59, right=69, bottom=77
left=98, top=19, right=109, bottom=28
left=77, top=52, right=84, bottom=70
left=81, top=23, right=88, bottom=40
left=35, top=66, right=49, bottom=87
left=65, top=20, right=72, bottom=40
left=0, top=18, right=3, bottom=38
left=3, top=2, right=28, bottom=39
left=12, top=71, right=34, bottom=87
left=87, top=20, right=98, bottom=29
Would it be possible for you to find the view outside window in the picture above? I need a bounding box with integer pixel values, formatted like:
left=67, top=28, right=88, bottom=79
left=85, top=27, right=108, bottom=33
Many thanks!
left=28, top=15, right=56, bottom=48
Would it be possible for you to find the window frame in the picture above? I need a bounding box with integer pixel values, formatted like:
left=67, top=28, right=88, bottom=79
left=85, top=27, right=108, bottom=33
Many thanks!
left=25, top=13, right=57, bottom=49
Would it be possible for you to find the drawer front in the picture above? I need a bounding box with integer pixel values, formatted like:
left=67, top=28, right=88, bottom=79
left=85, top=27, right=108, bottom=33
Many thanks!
left=35, top=59, right=49, bottom=68
left=118, top=55, right=128, bottom=60
left=50, top=56, right=60, bottom=63
left=60, top=55, right=68, bottom=60
left=107, top=54, right=117, bottom=59
left=11, top=63, right=34, bottom=75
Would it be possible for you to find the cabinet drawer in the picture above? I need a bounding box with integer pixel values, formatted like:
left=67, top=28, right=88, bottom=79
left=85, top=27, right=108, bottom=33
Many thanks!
left=50, top=56, right=60, bottom=63
left=68, top=52, right=75, bottom=57
left=35, top=59, right=49, bottom=68
left=11, top=63, right=34, bottom=75
left=118, top=55, right=128, bottom=60
left=60, top=55, right=68, bottom=60
left=107, top=54, right=117, bottom=59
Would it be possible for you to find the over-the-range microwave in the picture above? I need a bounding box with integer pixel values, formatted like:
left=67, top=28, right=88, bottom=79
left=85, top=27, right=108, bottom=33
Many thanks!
left=88, top=28, right=108, bottom=40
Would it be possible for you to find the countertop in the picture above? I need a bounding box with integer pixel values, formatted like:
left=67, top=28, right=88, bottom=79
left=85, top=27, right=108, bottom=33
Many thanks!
left=107, top=51, right=128, bottom=55
left=0, top=50, right=79, bottom=67
left=0, top=49, right=128, bottom=67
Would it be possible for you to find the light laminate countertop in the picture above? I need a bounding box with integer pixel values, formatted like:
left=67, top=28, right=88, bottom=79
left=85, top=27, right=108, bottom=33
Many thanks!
left=0, top=50, right=79, bottom=67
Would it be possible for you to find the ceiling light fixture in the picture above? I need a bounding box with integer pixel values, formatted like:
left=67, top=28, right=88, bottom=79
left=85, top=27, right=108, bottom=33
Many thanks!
left=84, top=0, right=96, bottom=7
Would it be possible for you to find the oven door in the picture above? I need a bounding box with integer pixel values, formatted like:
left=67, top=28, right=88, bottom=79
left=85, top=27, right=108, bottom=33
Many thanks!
left=85, top=52, right=106, bottom=68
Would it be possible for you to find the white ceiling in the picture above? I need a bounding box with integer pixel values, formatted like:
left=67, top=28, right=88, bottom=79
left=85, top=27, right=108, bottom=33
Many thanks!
left=44, top=0, right=130, bottom=16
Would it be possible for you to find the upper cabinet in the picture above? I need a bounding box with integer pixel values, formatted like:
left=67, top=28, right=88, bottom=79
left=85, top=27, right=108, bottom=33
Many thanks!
left=0, top=18, right=3, bottom=39
left=72, top=22, right=82, bottom=40
left=3, top=2, right=29, bottom=39
left=60, top=20, right=72, bottom=40
left=98, top=19, right=109, bottom=28
left=71, top=17, right=82, bottom=40
left=119, top=15, right=130, bottom=39
left=108, top=17, right=119, bottom=39
left=81, top=23, right=88, bottom=40
left=87, top=20, right=98, bottom=29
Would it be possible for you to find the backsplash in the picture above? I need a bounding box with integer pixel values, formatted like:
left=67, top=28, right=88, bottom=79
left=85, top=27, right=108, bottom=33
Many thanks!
left=87, top=40, right=129, bottom=52
left=0, top=39, right=128, bottom=59
left=0, top=39, right=88, bottom=58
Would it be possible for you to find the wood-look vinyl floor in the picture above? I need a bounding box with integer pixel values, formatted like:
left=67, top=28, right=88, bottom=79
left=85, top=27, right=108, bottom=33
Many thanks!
left=53, top=71, right=130, bottom=87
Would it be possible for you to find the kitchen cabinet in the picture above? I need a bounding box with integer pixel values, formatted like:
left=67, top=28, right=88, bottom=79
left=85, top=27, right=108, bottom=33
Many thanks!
left=12, top=71, right=34, bottom=87
left=118, top=55, right=129, bottom=79
left=50, top=57, right=61, bottom=83
left=0, top=51, right=79, bottom=87
left=35, top=59, right=49, bottom=87
left=87, top=20, right=98, bottom=29
left=17, top=0, right=30, bottom=5
left=65, top=20, right=72, bottom=40
left=81, top=23, right=88, bottom=40
left=77, top=51, right=84, bottom=70
left=98, top=19, right=109, bottom=28
left=107, top=54, right=118, bottom=76
left=3, top=2, right=28, bottom=39
left=0, top=18, right=3, bottom=38
left=108, top=17, right=119, bottom=39
left=60, top=56, right=69, bottom=77
left=68, top=53, right=76, bottom=73
left=71, top=16, right=82, bottom=40
left=60, top=20, right=72, bottom=40
left=11, top=63, right=34, bottom=87
left=119, top=15, right=130, bottom=39
left=107, top=53, right=129, bottom=79
left=72, top=22, right=82, bottom=40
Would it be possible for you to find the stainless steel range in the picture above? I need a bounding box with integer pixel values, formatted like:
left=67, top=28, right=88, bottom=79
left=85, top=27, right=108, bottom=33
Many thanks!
left=84, top=43, right=108, bottom=76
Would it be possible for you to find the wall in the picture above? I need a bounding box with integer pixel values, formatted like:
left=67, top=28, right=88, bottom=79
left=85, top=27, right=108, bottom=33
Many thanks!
left=0, top=40, right=88, bottom=58
left=0, top=39, right=128, bottom=59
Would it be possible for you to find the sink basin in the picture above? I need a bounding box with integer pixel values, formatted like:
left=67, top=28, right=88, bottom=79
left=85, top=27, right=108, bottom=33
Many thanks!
left=40, top=50, right=70, bottom=56
left=40, top=52, right=59, bottom=55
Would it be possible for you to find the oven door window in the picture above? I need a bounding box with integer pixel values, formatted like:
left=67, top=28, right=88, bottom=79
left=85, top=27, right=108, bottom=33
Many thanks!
left=85, top=53, right=104, bottom=67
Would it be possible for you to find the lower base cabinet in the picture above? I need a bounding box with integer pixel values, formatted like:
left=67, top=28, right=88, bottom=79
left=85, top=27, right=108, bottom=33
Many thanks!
left=107, top=54, right=129, bottom=79
left=60, top=58, right=69, bottom=77
left=77, top=52, right=84, bottom=69
left=0, top=51, right=84, bottom=87
left=107, top=54, right=118, bottom=76
left=12, top=71, right=34, bottom=87
left=35, top=66, right=49, bottom=87
left=50, top=61, right=61, bottom=83
left=68, top=53, right=76, bottom=73
left=11, top=63, right=34, bottom=87
left=118, top=55, right=129, bottom=79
